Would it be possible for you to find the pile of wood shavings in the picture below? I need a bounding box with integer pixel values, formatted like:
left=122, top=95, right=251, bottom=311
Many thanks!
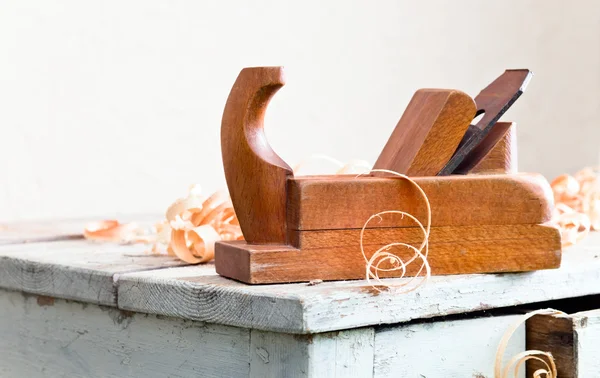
left=84, top=185, right=243, bottom=263
left=550, top=167, right=600, bottom=247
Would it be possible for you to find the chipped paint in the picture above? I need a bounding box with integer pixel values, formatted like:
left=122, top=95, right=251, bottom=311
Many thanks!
left=255, top=347, right=269, bottom=363
left=36, top=295, right=55, bottom=307
left=359, top=285, right=390, bottom=296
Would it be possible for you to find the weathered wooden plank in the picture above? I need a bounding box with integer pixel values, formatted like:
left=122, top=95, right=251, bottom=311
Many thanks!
left=250, top=328, right=374, bottom=377
left=0, top=218, right=84, bottom=244
left=117, top=265, right=306, bottom=333
left=0, top=288, right=250, bottom=378
left=573, top=310, right=600, bottom=376
left=527, top=309, right=600, bottom=377
left=118, top=233, right=600, bottom=334
left=0, top=215, right=158, bottom=245
left=374, top=315, right=525, bottom=378
left=249, top=330, right=309, bottom=377
left=0, top=239, right=186, bottom=306
left=309, top=328, right=374, bottom=377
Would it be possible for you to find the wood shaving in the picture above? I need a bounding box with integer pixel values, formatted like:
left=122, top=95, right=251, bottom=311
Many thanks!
left=550, top=167, right=600, bottom=247
left=359, top=169, right=431, bottom=293
left=83, top=220, right=147, bottom=243
left=336, top=159, right=373, bottom=175
left=294, top=158, right=431, bottom=292
left=494, top=308, right=567, bottom=378
left=293, top=154, right=371, bottom=175
left=84, top=184, right=243, bottom=264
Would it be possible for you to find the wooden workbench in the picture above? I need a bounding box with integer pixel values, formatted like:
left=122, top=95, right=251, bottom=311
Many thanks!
left=1, top=219, right=600, bottom=377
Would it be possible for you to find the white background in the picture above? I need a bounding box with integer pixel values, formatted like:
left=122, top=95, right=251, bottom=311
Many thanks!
left=0, top=0, right=598, bottom=220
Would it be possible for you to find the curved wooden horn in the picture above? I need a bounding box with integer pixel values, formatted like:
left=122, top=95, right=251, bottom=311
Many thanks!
left=221, top=67, right=293, bottom=244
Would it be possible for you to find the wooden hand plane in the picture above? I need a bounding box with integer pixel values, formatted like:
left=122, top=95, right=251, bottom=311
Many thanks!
left=214, top=67, right=561, bottom=284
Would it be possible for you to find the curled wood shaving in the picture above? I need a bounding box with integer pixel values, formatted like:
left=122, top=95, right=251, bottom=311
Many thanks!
left=359, top=169, right=431, bottom=293
left=84, top=185, right=243, bottom=264
left=494, top=308, right=567, bottom=378
left=336, top=159, right=373, bottom=175
left=294, top=158, right=432, bottom=292
left=551, top=167, right=600, bottom=246
left=83, top=220, right=147, bottom=243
